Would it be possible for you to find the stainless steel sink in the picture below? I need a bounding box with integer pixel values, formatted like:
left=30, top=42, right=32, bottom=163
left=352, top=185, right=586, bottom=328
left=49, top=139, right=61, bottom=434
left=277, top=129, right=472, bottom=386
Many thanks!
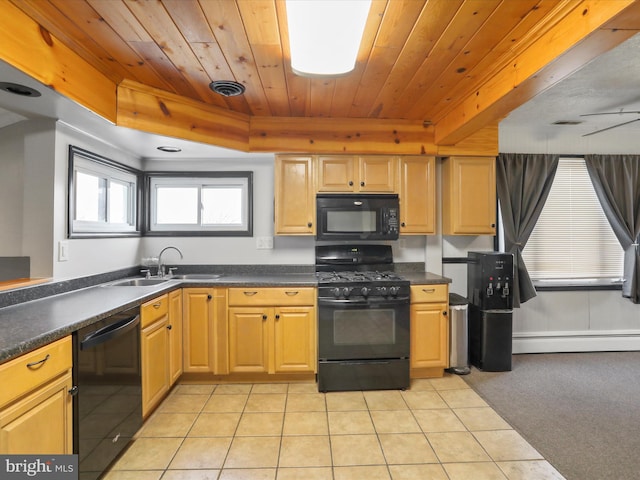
left=170, top=273, right=223, bottom=280
left=106, top=278, right=170, bottom=287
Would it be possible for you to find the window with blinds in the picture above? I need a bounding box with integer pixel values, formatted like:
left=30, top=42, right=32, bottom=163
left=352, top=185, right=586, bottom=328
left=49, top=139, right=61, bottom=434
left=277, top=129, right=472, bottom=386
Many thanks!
left=521, top=157, right=624, bottom=281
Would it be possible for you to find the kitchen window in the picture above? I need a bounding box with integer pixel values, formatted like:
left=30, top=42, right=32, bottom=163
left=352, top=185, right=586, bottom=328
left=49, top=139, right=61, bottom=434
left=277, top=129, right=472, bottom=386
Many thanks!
left=521, top=157, right=624, bottom=286
left=68, top=146, right=140, bottom=237
left=146, top=172, right=252, bottom=236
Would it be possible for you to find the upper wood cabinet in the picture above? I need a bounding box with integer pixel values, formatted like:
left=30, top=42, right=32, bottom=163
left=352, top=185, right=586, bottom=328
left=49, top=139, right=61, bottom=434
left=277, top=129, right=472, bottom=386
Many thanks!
left=317, top=155, right=396, bottom=193
left=274, top=155, right=315, bottom=235
left=398, top=156, right=436, bottom=234
left=442, top=156, right=496, bottom=235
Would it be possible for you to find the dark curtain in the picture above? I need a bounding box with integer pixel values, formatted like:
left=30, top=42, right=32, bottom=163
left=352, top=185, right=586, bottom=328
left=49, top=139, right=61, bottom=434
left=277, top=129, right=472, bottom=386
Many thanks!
left=496, top=153, right=559, bottom=307
left=584, top=155, right=640, bottom=304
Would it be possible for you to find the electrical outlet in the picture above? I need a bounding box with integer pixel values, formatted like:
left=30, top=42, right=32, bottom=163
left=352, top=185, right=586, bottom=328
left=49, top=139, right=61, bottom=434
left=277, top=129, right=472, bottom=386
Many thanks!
left=256, top=236, right=274, bottom=249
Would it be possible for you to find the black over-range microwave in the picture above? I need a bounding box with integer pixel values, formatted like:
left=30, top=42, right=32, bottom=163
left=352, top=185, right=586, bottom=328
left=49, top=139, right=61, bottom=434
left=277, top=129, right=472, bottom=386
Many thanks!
left=316, top=193, right=400, bottom=241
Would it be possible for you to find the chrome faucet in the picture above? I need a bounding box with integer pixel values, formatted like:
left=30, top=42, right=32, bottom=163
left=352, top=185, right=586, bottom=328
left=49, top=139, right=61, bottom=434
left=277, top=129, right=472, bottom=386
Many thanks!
left=157, top=246, right=183, bottom=278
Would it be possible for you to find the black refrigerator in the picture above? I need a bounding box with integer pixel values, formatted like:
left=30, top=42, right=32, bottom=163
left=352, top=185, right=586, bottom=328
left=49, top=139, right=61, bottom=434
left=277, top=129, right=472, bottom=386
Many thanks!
left=467, top=251, right=514, bottom=371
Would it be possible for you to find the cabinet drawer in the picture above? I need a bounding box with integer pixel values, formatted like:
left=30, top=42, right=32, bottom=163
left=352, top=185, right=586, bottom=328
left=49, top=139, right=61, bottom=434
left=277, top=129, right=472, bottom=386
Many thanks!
left=141, top=294, right=169, bottom=328
left=0, top=336, right=72, bottom=408
left=228, top=287, right=315, bottom=306
left=410, top=284, right=448, bottom=303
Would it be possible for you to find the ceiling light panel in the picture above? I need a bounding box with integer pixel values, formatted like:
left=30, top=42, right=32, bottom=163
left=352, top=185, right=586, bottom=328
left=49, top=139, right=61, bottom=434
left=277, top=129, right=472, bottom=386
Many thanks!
left=286, top=0, right=371, bottom=77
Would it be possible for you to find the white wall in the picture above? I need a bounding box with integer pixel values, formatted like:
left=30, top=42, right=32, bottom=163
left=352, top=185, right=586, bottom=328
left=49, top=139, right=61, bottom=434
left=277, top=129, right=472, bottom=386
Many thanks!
left=52, top=122, right=144, bottom=279
left=141, top=157, right=429, bottom=267
left=500, top=123, right=640, bottom=353
left=0, top=122, right=26, bottom=256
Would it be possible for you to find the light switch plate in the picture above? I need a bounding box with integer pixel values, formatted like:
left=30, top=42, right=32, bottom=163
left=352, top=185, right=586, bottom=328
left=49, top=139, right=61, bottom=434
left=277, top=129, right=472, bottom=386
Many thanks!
left=58, top=241, right=70, bottom=261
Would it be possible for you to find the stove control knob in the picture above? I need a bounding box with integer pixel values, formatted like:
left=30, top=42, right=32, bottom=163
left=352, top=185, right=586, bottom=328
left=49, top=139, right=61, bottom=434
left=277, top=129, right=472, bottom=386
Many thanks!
left=361, top=287, right=370, bottom=297
left=331, top=287, right=342, bottom=298
left=378, top=286, right=388, bottom=296
left=389, top=286, right=400, bottom=297
left=342, top=287, right=352, bottom=297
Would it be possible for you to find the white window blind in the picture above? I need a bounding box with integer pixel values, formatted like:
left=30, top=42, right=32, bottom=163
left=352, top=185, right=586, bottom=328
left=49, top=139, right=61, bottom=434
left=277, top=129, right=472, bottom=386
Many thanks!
left=522, top=157, right=624, bottom=280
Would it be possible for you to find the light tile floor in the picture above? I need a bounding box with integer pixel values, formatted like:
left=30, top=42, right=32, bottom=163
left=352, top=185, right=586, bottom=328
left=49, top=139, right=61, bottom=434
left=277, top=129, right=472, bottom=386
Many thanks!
left=103, top=375, right=565, bottom=480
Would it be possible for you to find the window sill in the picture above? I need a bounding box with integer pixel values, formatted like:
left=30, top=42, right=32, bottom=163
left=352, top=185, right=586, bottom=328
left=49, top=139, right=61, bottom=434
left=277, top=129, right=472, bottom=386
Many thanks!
left=533, top=278, right=623, bottom=292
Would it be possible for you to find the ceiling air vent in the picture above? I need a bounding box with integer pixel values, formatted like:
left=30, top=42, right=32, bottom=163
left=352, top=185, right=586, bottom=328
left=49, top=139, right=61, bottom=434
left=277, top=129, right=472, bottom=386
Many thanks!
left=552, top=120, right=583, bottom=125
left=209, top=80, right=245, bottom=97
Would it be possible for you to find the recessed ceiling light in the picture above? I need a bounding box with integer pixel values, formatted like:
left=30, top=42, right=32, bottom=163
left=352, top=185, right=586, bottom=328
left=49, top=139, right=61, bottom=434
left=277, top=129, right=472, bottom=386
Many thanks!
left=0, top=82, right=41, bottom=97
left=552, top=120, right=583, bottom=125
left=157, top=146, right=182, bottom=153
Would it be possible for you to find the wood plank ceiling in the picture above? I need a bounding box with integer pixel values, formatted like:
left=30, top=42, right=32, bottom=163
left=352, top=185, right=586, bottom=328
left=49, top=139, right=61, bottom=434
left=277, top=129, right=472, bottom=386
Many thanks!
left=5, top=0, right=640, bottom=154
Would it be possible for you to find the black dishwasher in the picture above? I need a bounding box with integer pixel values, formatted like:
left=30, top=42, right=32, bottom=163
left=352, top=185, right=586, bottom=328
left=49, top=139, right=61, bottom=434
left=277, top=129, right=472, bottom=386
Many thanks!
left=73, top=306, right=142, bottom=478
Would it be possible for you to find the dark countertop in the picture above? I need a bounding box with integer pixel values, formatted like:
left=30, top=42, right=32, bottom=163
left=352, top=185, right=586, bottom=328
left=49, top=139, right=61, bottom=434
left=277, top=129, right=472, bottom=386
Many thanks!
left=401, top=272, right=453, bottom=285
left=0, top=270, right=450, bottom=365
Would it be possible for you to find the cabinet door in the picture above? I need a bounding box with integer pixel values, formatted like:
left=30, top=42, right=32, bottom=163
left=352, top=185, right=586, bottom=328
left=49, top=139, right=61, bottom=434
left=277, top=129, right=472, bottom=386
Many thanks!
left=410, top=302, right=449, bottom=369
left=168, top=289, right=183, bottom=385
left=359, top=156, right=396, bottom=192
left=398, top=156, right=436, bottom=234
left=442, top=156, right=496, bottom=235
left=141, top=318, right=169, bottom=418
left=274, top=307, right=316, bottom=373
left=275, top=155, right=315, bottom=234
left=0, top=373, right=73, bottom=454
left=228, top=307, right=269, bottom=373
left=317, top=155, right=356, bottom=192
left=182, top=289, right=214, bottom=373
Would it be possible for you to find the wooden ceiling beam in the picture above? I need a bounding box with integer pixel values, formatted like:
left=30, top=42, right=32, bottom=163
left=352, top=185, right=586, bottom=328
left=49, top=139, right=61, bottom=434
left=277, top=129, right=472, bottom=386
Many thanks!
left=435, top=0, right=640, bottom=145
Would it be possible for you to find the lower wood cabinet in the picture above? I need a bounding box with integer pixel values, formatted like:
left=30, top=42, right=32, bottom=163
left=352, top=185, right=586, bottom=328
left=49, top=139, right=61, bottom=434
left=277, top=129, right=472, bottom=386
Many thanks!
left=0, top=336, right=73, bottom=454
left=227, top=287, right=316, bottom=376
left=182, top=288, right=228, bottom=375
left=141, top=293, right=181, bottom=418
left=410, top=284, right=449, bottom=377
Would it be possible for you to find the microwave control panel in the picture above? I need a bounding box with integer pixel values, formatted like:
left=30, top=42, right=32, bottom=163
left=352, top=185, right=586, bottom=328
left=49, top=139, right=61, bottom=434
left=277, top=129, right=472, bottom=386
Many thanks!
left=384, top=207, right=399, bottom=236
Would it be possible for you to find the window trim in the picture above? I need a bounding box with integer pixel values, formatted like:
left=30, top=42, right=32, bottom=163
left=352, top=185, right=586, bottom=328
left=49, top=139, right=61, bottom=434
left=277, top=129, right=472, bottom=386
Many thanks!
left=67, top=145, right=142, bottom=238
left=144, top=171, right=253, bottom=237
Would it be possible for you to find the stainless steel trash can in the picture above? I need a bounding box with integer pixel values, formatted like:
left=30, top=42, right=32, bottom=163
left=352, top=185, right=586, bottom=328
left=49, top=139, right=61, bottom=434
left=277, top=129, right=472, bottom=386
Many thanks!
left=447, top=293, right=470, bottom=375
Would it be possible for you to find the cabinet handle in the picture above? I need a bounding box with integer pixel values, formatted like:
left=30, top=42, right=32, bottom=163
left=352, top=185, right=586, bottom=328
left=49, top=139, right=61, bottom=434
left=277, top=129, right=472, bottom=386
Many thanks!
left=422, top=288, right=435, bottom=293
left=153, top=302, right=162, bottom=309
left=348, top=181, right=354, bottom=186
left=244, top=291, right=258, bottom=296
left=207, top=294, right=212, bottom=300
left=167, top=324, right=173, bottom=330
left=275, top=314, right=280, bottom=320
left=285, top=291, right=299, bottom=296
left=262, top=314, right=268, bottom=320
left=401, top=222, right=406, bottom=227
left=491, top=223, right=496, bottom=228
left=68, top=385, right=79, bottom=397
left=26, top=354, right=50, bottom=368
left=443, top=311, right=448, bottom=316
left=360, top=181, right=365, bottom=187
left=307, top=222, right=313, bottom=228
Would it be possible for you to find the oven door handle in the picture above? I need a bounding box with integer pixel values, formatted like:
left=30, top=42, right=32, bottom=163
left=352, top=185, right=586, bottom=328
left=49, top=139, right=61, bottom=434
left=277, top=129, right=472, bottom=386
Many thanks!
left=318, top=296, right=409, bottom=306
left=81, top=314, right=140, bottom=350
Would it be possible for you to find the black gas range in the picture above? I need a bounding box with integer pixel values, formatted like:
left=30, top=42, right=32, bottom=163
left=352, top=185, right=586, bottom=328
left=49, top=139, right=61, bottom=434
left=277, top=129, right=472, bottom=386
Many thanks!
left=315, top=245, right=410, bottom=392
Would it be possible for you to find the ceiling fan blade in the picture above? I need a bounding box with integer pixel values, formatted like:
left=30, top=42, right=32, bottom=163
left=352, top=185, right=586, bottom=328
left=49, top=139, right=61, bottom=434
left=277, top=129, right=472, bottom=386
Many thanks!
left=582, top=118, right=640, bottom=137
left=580, top=111, right=640, bottom=117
